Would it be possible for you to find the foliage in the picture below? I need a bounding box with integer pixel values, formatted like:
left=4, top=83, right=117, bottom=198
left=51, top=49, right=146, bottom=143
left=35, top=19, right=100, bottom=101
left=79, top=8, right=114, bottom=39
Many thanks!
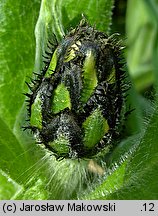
left=0, top=0, right=158, bottom=199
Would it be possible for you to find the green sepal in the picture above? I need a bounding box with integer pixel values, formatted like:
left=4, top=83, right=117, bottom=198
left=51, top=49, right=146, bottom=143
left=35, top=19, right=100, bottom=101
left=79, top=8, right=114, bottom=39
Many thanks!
left=51, top=83, right=71, bottom=114
left=107, top=67, right=116, bottom=84
left=49, top=135, right=70, bottom=156
left=45, top=49, right=58, bottom=77
left=81, top=49, right=98, bottom=104
left=30, top=94, right=42, bottom=129
left=83, top=108, right=109, bottom=149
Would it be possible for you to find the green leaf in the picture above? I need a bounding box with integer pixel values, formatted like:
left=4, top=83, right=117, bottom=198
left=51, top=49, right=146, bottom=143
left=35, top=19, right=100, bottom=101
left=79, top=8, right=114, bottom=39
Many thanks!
left=0, top=116, right=32, bottom=184
left=0, top=170, right=22, bottom=200
left=0, top=0, right=41, bottom=129
left=3, top=0, right=157, bottom=201
left=0, top=115, right=52, bottom=200
left=14, top=176, right=49, bottom=200
left=82, top=108, right=158, bottom=199
left=0, top=0, right=43, bottom=199
left=126, top=0, right=157, bottom=92
left=143, top=0, right=158, bottom=95
left=81, top=162, right=127, bottom=199
left=119, top=109, right=158, bottom=199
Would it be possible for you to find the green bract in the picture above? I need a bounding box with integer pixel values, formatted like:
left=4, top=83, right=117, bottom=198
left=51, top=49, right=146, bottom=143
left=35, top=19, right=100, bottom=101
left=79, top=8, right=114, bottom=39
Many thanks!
left=25, top=19, right=128, bottom=159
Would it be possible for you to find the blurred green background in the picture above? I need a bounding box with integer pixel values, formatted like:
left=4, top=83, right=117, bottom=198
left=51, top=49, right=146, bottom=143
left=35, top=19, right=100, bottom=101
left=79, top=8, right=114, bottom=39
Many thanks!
left=0, top=0, right=158, bottom=200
